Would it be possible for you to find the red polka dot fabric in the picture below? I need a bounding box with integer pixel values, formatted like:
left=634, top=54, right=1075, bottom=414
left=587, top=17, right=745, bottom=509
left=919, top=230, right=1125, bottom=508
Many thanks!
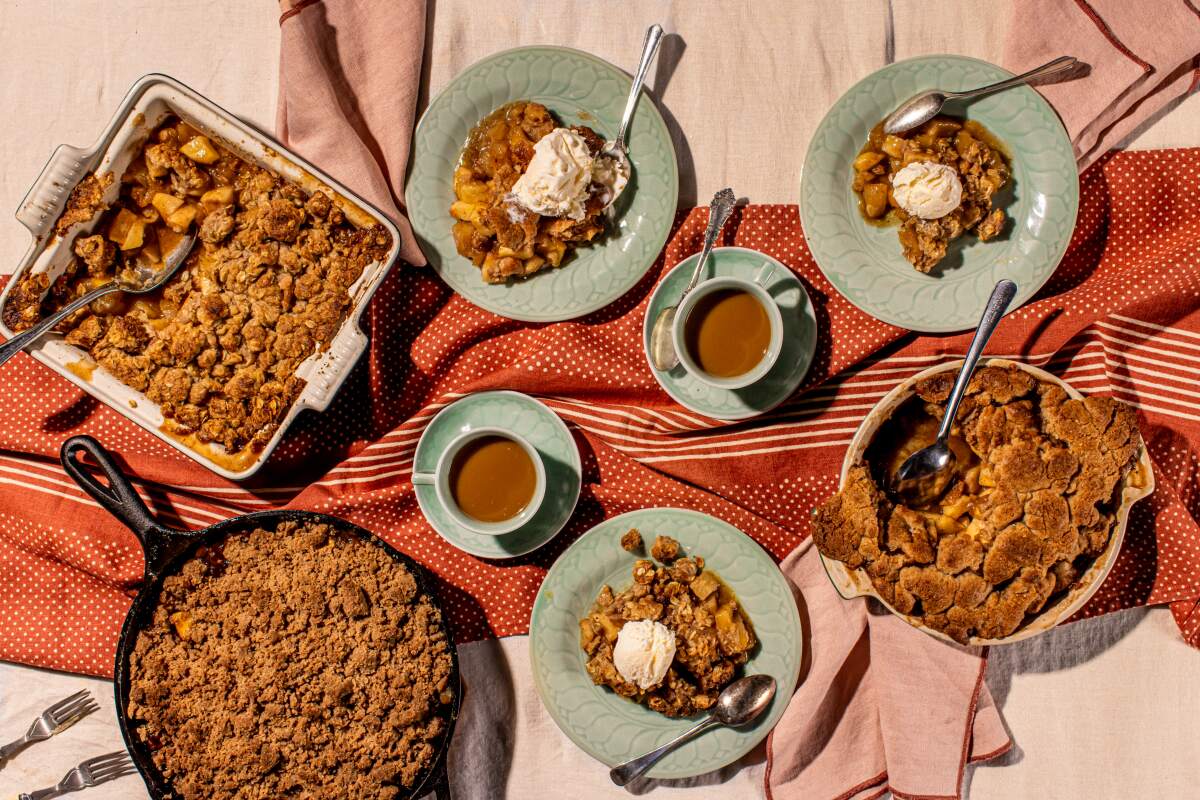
left=1, top=149, right=1199, bottom=678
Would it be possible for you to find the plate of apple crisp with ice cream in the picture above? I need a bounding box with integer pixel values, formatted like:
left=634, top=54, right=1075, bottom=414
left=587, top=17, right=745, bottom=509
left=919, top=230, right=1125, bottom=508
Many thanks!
left=800, top=55, right=1078, bottom=333
left=529, top=508, right=801, bottom=779
left=406, top=46, right=678, bottom=322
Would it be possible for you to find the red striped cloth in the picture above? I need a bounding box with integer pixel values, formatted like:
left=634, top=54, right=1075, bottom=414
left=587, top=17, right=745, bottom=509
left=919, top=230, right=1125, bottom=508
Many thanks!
left=1, top=149, right=1199, bottom=678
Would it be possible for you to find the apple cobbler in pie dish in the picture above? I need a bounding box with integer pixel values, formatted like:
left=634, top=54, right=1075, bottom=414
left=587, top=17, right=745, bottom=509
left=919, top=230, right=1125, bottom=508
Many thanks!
left=814, top=362, right=1154, bottom=644
left=578, top=531, right=756, bottom=718
left=450, top=101, right=628, bottom=284
left=3, top=115, right=392, bottom=468
left=852, top=116, right=1010, bottom=273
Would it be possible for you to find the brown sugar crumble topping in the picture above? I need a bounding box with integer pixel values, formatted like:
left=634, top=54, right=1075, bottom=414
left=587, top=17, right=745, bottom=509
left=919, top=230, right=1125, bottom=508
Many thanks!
left=579, top=532, right=756, bottom=718
left=3, top=115, right=392, bottom=458
left=813, top=365, right=1145, bottom=643
left=127, top=520, right=454, bottom=799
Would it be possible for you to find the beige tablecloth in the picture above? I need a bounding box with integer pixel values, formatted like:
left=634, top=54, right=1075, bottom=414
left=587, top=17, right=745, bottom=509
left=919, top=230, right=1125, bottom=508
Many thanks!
left=1, top=2, right=1198, bottom=798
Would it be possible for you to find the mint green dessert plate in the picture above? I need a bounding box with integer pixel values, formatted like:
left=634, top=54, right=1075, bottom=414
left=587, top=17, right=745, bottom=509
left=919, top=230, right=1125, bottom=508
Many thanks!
left=530, top=508, right=802, bottom=778
left=644, top=247, right=817, bottom=420
left=800, top=55, right=1078, bottom=333
left=413, top=391, right=581, bottom=559
left=407, top=46, right=679, bottom=322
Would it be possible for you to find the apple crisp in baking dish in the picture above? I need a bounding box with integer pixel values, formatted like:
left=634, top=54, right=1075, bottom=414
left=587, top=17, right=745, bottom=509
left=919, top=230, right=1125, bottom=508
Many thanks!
left=3, top=116, right=392, bottom=462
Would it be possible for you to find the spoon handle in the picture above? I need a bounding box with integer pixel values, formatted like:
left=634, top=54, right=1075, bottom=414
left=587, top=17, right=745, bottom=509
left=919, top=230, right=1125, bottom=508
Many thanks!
left=610, top=715, right=721, bottom=786
left=614, top=24, right=664, bottom=148
left=682, top=187, right=737, bottom=298
left=948, top=56, right=1078, bottom=101
left=0, top=285, right=116, bottom=368
left=935, top=279, right=1017, bottom=442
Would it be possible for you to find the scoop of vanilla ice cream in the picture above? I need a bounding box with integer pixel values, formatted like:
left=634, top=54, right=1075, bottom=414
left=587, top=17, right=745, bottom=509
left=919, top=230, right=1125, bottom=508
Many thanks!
left=891, top=161, right=963, bottom=220
left=612, top=619, right=676, bottom=690
left=511, top=128, right=594, bottom=220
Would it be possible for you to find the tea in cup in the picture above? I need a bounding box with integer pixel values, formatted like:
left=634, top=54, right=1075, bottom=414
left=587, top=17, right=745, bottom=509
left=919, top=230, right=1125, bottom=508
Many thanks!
left=412, top=427, right=546, bottom=534
left=673, top=265, right=783, bottom=389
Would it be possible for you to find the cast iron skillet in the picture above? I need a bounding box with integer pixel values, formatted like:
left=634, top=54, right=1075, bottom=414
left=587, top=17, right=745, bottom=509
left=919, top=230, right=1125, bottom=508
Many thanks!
left=61, top=435, right=460, bottom=800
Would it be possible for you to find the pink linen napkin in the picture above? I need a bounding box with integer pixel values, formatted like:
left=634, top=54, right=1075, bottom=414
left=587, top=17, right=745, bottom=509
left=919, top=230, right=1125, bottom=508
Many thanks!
left=766, top=543, right=1011, bottom=800
left=276, top=0, right=428, bottom=265
left=1004, top=0, right=1200, bottom=170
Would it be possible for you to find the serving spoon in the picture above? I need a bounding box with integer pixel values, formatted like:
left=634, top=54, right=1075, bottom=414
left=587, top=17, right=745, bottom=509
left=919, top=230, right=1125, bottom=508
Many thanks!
left=0, top=233, right=196, bottom=367
left=609, top=673, right=776, bottom=786
left=883, top=56, right=1078, bottom=135
left=893, top=279, right=1017, bottom=500
left=599, top=23, right=664, bottom=207
left=648, top=187, right=737, bottom=371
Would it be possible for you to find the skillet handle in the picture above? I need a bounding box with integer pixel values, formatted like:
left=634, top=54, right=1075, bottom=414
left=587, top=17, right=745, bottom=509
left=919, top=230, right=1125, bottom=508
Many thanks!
left=61, top=435, right=180, bottom=577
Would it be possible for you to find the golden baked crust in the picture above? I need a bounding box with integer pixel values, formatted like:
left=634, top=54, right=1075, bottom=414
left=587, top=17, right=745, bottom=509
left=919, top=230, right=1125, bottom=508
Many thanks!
left=450, top=101, right=607, bottom=283
left=127, top=520, right=453, bottom=798
left=813, top=366, right=1145, bottom=642
left=4, top=116, right=392, bottom=458
left=578, top=532, right=755, bottom=718
left=852, top=116, right=1010, bottom=273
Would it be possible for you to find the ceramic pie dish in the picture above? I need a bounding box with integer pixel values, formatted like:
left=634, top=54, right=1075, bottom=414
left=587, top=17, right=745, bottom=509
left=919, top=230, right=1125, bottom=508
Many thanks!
left=818, top=358, right=1155, bottom=645
left=0, top=73, right=402, bottom=480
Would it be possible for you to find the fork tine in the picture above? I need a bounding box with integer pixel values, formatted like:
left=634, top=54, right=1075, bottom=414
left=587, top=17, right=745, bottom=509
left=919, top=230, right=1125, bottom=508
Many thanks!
left=83, top=750, right=132, bottom=770
left=91, top=764, right=137, bottom=782
left=51, top=697, right=100, bottom=727
left=44, top=689, right=91, bottom=717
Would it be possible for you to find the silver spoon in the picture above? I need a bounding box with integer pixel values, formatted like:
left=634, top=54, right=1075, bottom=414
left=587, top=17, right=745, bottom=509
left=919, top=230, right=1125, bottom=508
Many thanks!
left=598, top=23, right=664, bottom=207
left=894, top=279, right=1017, bottom=499
left=883, top=56, right=1078, bottom=135
left=609, top=673, right=776, bottom=786
left=648, top=187, right=737, bottom=371
left=0, top=233, right=196, bottom=367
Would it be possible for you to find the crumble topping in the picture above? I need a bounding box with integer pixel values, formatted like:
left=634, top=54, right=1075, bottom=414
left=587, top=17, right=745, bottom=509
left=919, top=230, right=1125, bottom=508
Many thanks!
left=127, top=520, right=454, bottom=798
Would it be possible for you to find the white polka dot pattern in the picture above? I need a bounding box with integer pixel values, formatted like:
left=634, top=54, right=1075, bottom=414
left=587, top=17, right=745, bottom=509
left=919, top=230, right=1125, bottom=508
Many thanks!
left=0, top=149, right=1199, bottom=678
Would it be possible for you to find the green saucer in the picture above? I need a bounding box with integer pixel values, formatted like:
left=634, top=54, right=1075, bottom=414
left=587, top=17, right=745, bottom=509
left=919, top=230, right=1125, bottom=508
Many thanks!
left=413, top=391, right=581, bottom=559
left=529, top=508, right=803, bottom=778
left=800, top=55, right=1078, bottom=332
left=643, top=247, right=817, bottom=420
left=407, top=45, right=679, bottom=322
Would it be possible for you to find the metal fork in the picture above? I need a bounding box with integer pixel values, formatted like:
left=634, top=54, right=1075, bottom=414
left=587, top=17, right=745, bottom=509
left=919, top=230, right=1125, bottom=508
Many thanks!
left=0, top=690, right=99, bottom=763
left=18, top=751, right=137, bottom=800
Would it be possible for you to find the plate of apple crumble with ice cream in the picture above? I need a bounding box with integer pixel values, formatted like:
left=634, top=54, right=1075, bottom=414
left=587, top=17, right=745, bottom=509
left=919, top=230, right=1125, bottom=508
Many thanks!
left=813, top=360, right=1154, bottom=645
left=529, top=508, right=800, bottom=779
left=800, top=55, right=1078, bottom=333
left=407, top=46, right=679, bottom=323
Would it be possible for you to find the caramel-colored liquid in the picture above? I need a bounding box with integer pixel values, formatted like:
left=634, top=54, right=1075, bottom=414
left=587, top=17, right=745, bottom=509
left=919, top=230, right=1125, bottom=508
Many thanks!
left=684, top=289, right=771, bottom=378
left=449, top=436, right=537, bottom=523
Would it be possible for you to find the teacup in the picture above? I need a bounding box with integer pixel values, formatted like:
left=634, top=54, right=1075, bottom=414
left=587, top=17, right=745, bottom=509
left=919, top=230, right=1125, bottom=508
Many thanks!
left=411, top=426, right=546, bottom=535
left=673, top=263, right=784, bottom=389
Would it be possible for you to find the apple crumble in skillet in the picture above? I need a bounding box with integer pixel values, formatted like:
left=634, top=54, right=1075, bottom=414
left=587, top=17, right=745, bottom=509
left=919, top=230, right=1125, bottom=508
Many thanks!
left=126, top=519, right=453, bottom=799
left=813, top=365, right=1146, bottom=643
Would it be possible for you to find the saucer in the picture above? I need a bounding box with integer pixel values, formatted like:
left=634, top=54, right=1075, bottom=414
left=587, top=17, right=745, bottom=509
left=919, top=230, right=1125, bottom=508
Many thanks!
left=413, top=391, right=581, bottom=559
left=643, top=247, right=817, bottom=420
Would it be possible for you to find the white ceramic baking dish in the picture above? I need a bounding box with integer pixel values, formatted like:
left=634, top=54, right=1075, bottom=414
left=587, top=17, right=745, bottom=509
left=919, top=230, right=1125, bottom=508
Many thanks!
left=819, top=358, right=1156, bottom=645
left=0, top=74, right=401, bottom=481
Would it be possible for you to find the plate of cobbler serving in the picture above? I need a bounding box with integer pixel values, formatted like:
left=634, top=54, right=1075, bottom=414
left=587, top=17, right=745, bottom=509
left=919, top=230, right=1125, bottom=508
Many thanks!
left=407, top=46, right=679, bottom=322
left=812, top=360, right=1154, bottom=645
left=529, top=508, right=801, bottom=778
left=800, top=56, right=1078, bottom=333
left=0, top=75, right=401, bottom=479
